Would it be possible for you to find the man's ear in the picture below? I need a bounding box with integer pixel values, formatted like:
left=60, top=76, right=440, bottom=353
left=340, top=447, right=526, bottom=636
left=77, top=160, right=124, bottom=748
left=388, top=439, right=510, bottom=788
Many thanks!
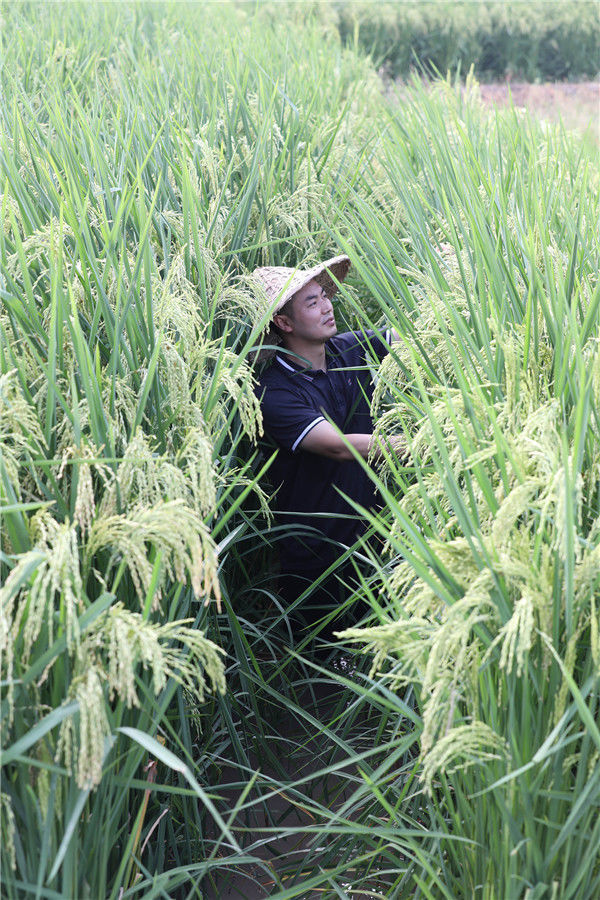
left=272, top=313, right=293, bottom=334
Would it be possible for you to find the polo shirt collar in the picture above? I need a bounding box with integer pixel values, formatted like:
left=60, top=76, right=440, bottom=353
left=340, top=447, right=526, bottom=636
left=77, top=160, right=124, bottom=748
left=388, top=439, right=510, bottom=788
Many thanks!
left=275, top=343, right=340, bottom=380
left=275, top=353, right=316, bottom=381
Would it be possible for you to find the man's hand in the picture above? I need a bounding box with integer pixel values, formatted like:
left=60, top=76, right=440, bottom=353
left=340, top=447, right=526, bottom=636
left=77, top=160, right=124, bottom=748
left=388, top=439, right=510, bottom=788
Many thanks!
left=373, top=433, right=411, bottom=463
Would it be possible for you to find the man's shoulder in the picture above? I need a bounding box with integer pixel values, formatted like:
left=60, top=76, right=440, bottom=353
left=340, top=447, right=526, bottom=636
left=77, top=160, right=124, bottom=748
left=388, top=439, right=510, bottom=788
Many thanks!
left=256, top=359, right=304, bottom=398
left=327, top=330, right=371, bottom=359
left=328, top=329, right=391, bottom=363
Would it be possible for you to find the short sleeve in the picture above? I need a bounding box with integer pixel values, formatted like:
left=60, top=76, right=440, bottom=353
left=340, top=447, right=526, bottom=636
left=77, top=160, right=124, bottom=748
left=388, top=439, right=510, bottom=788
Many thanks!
left=360, top=328, right=392, bottom=362
left=332, top=329, right=392, bottom=364
left=259, top=384, right=326, bottom=453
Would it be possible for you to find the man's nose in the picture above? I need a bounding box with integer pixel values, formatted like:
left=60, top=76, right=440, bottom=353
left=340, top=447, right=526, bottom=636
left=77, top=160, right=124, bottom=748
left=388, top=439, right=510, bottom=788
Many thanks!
left=322, top=296, right=333, bottom=312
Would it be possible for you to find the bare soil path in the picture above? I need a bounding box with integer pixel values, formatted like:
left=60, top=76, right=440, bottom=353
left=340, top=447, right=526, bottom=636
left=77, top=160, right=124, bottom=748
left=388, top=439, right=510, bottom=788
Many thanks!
left=477, top=80, right=599, bottom=143
left=391, top=78, right=599, bottom=145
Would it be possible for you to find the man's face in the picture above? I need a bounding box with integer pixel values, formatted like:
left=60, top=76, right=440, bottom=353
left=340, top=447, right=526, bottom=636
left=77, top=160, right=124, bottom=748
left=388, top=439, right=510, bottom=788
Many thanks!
left=274, top=279, right=337, bottom=343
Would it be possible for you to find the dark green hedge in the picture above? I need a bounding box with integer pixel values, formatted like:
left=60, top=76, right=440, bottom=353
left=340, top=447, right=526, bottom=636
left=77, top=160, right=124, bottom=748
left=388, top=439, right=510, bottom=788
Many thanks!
left=333, top=1, right=600, bottom=81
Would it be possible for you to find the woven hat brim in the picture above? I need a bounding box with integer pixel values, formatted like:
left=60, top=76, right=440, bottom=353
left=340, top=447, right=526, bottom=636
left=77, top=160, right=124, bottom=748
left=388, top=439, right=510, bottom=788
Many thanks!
left=253, top=255, right=351, bottom=316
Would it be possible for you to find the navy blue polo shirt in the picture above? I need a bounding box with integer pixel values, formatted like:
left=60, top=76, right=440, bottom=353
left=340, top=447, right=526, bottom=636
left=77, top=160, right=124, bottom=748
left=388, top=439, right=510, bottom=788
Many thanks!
left=257, top=330, right=391, bottom=574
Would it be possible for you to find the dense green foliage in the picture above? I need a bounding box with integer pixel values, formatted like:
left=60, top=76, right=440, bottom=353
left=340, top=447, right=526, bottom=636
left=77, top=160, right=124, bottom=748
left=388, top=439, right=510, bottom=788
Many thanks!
left=1, top=1, right=599, bottom=898
left=335, top=76, right=600, bottom=896
left=333, top=0, right=600, bottom=81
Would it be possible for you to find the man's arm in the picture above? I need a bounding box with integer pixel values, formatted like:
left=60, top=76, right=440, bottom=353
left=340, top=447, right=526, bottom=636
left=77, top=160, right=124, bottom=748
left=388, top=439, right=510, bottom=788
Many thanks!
left=297, top=328, right=404, bottom=460
left=300, top=420, right=407, bottom=462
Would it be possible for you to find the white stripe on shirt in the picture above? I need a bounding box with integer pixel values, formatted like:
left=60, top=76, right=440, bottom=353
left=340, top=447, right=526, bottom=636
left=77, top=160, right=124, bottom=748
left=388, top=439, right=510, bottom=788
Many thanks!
left=292, top=416, right=325, bottom=452
left=276, top=355, right=296, bottom=372
left=276, top=354, right=313, bottom=381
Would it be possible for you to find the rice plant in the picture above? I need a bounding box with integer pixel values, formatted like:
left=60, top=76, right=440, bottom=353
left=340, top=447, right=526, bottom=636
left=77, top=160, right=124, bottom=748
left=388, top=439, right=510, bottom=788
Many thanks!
left=2, top=2, right=598, bottom=897
left=333, top=76, right=600, bottom=897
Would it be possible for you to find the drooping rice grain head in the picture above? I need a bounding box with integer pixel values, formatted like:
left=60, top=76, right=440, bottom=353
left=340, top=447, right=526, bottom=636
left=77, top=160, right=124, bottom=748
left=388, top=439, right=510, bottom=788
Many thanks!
left=85, top=500, right=220, bottom=608
left=1, top=513, right=83, bottom=685
left=420, top=722, right=508, bottom=794
left=103, top=603, right=226, bottom=708
left=189, top=339, right=263, bottom=442
left=55, top=606, right=226, bottom=789
left=152, top=249, right=217, bottom=352
left=0, top=370, right=47, bottom=498
left=0, top=793, right=16, bottom=872
left=175, top=426, right=218, bottom=518
left=99, top=429, right=187, bottom=516
left=67, top=664, right=111, bottom=790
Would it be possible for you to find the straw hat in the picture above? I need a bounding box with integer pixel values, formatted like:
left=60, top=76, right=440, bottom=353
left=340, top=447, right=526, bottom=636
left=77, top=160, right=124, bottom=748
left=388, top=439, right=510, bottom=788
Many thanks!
left=253, top=254, right=351, bottom=317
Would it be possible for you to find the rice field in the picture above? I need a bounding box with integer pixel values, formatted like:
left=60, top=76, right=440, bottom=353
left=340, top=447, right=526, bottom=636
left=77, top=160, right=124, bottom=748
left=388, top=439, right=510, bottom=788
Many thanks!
left=1, top=2, right=599, bottom=898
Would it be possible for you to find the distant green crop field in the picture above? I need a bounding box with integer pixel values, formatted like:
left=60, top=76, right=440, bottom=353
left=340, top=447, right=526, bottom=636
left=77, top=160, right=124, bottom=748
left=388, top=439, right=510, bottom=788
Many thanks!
left=332, top=0, right=600, bottom=80
left=1, top=2, right=599, bottom=898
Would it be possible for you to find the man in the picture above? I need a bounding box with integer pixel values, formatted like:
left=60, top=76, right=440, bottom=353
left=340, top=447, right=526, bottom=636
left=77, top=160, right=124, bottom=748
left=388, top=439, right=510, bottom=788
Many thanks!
left=253, top=255, right=404, bottom=643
